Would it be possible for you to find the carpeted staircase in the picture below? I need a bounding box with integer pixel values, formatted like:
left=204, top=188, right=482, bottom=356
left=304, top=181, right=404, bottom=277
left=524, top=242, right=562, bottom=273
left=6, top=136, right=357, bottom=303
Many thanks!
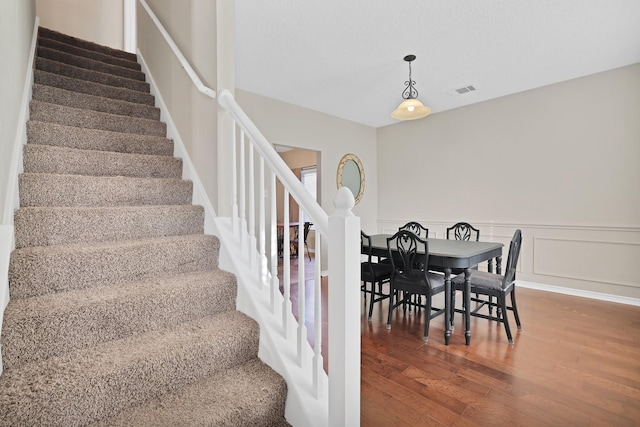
left=0, top=26, right=290, bottom=426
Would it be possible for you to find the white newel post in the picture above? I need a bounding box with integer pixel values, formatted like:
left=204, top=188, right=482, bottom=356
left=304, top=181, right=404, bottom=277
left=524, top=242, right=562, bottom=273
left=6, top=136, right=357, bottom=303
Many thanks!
left=328, top=187, right=361, bottom=427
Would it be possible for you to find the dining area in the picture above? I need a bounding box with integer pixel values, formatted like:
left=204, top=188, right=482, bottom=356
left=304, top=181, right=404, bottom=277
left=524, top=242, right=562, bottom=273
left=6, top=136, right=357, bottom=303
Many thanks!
left=361, top=221, right=523, bottom=346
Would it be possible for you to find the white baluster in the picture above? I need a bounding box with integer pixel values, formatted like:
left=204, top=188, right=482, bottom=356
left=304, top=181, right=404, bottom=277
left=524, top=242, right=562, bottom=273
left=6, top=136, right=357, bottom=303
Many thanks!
left=282, top=190, right=291, bottom=337
left=231, top=122, right=238, bottom=234
left=238, top=131, right=246, bottom=247
left=248, top=142, right=257, bottom=274
left=269, top=171, right=279, bottom=313
left=313, top=231, right=324, bottom=398
left=297, top=206, right=307, bottom=366
left=258, top=156, right=266, bottom=285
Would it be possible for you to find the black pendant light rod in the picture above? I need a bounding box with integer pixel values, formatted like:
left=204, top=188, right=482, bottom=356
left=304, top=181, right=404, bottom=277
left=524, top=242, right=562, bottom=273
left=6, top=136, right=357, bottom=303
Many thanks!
left=402, top=54, right=419, bottom=100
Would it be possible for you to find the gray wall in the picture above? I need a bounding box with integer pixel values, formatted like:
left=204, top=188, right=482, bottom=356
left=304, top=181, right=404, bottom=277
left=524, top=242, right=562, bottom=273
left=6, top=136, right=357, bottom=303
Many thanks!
left=236, top=90, right=379, bottom=234
left=0, top=0, right=36, bottom=222
left=377, top=64, right=640, bottom=300
left=35, top=0, right=124, bottom=50
left=137, top=0, right=221, bottom=210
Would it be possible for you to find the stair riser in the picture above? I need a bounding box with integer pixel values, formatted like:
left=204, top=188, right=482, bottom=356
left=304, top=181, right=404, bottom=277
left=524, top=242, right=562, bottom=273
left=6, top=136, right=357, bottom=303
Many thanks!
left=27, top=121, right=174, bottom=156
left=19, top=173, right=192, bottom=208
left=30, top=101, right=166, bottom=137
left=32, top=84, right=160, bottom=121
left=14, top=205, right=203, bottom=248
left=38, top=37, right=141, bottom=71
left=38, top=46, right=145, bottom=81
left=0, top=313, right=258, bottom=426
left=38, top=27, right=137, bottom=62
left=23, top=143, right=181, bottom=179
left=9, top=235, right=219, bottom=299
left=36, top=57, right=150, bottom=93
left=1, top=271, right=237, bottom=369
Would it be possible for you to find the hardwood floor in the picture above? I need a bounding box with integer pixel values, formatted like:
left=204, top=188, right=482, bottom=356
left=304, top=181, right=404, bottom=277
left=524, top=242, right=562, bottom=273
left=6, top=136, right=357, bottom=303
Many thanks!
left=280, top=256, right=640, bottom=426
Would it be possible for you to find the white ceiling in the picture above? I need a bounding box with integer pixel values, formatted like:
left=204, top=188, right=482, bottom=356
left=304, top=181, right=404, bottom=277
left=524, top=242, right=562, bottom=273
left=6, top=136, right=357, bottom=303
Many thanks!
left=235, top=1, right=640, bottom=129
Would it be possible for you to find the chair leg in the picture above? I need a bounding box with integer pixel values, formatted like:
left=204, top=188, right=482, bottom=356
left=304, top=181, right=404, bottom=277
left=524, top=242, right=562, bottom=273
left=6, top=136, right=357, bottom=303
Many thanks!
left=499, top=295, right=514, bottom=344
left=368, top=281, right=376, bottom=320
left=423, top=293, right=432, bottom=342
left=386, top=287, right=394, bottom=330
left=450, top=289, right=456, bottom=329
left=510, top=288, right=522, bottom=329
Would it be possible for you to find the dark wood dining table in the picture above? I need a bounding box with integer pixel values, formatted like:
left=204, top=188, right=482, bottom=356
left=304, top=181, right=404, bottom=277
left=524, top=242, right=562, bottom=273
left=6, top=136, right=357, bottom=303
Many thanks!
left=366, top=234, right=504, bottom=345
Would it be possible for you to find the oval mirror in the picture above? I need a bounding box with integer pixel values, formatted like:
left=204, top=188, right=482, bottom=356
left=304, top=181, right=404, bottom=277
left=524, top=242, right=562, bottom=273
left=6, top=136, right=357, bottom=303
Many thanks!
left=337, top=153, right=365, bottom=204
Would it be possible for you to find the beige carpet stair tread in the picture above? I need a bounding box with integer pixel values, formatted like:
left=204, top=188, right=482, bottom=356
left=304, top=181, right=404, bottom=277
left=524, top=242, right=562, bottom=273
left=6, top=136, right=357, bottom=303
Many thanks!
left=27, top=121, right=173, bottom=155
left=32, top=84, right=160, bottom=120
left=38, top=37, right=141, bottom=70
left=35, top=69, right=155, bottom=106
left=23, top=143, right=181, bottom=178
left=14, top=204, right=203, bottom=248
left=97, top=358, right=290, bottom=427
left=30, top=100, right=166, bottom=136
left=39, top=26, right=138, bottom=62
left=36, top=56, right=150, bottom=93
left=0, top=312, right=259, bottom=426
left=1, top=269, right=237, bottom=369
left=19, top=173, right=192, bottom=208
left=9, top=234, right=219, bottom=299
left=38, top=45, right=145, bottom=81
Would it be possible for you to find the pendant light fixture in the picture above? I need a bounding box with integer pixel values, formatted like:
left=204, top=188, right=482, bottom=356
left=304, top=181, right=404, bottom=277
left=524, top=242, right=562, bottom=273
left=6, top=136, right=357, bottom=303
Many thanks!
left=391, top=54, right=431, bottom=120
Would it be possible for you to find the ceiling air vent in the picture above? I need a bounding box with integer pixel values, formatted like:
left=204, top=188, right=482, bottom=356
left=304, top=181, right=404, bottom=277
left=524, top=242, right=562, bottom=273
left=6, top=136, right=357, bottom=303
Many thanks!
left=447, top=85, right=477, bottom=97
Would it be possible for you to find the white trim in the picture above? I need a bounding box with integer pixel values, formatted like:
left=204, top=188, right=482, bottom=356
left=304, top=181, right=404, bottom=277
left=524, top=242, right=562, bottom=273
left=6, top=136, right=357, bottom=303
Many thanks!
left=2, top=16, right=38, bottom=226
left=377, top=219, right=640, bottom=233
left=518, top=280, right=640, bottom=307
left=123, top=0, right=136, bottom=53
left=1, top=15, right=39, bottom=376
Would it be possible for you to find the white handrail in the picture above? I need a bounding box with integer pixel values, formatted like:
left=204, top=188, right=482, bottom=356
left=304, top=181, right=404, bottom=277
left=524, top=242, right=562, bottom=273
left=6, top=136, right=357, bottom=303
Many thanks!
left=138, top=0, right=216, bottom=100
left=217, top=90, right=330, bottom=237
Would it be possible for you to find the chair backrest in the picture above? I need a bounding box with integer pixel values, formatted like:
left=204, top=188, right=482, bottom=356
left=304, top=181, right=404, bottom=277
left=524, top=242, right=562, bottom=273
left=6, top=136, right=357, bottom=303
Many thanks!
left=501, top=229, right=522, bottom=288
left=398, top=222, right=429, bottom=239
left=446, top=222, right=480, bottom=241
left=361, top=231, right=373, bottom=259
left=386, top=230, right=430, bottom=282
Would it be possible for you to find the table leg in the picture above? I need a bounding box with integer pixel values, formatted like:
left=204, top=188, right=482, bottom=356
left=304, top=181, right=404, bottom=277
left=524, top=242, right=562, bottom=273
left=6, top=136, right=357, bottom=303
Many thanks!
left=444, top=267, right=452, bottom=345
left=464, top=267, right=471, bottom=345
left=488, top=258, right=494, bottom=274
left=497, top=255, right=503, bottom=275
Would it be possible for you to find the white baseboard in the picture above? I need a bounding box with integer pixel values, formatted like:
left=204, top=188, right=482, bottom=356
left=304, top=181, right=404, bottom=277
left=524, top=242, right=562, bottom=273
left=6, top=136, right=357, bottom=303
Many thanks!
left=517, top=280, right=640, bottom=307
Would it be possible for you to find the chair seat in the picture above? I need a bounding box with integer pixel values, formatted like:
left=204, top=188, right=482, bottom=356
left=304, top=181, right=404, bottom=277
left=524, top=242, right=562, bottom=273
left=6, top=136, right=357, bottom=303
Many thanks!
left=394, top=271, right=445, bottom=294
left=361, top=262, right=393, bottom=283
left=451, top=270, right=503, bottom=291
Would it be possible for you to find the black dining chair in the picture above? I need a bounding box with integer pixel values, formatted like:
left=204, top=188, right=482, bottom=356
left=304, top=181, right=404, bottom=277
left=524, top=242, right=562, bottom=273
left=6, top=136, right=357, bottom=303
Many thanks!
left=386, top=230, right=445, bottom=342
left=396, top=222, right=430, bottom=308
left=293, top=222, right=312, bottom=261
left=446, top=222, right=480, bottom=242
left=451, top=229, right=523, bottom=344
left=361, top=231, right=392, bottom=320
left=444, top=222, right=483, bottom=319
left=399, top=221, right=429, bottom=238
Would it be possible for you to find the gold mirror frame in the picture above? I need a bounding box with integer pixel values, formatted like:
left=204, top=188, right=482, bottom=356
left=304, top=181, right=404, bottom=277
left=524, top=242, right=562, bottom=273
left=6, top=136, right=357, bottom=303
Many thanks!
left=337, top=153, right=365, bottom=205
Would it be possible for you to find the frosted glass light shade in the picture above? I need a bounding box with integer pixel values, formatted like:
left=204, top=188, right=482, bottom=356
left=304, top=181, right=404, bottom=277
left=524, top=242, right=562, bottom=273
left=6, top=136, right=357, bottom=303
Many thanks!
left=391, top=98, right=431, bottom=120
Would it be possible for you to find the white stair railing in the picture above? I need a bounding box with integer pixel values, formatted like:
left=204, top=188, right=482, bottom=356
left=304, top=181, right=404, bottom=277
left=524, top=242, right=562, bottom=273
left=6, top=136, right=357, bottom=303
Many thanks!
left=137, top=2, right=361, bottom=425
left=218, top=90, right=361, bottom=426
